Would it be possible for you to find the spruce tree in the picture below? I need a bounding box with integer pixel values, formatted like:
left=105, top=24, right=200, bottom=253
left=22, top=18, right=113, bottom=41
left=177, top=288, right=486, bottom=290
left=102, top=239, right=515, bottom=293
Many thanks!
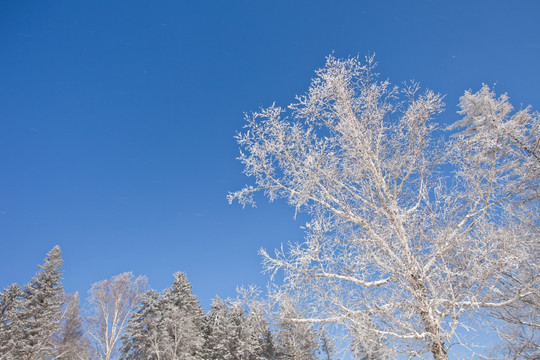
left=120, top=290, right=161, bottom=360
left=205, top=296, right=275, bottom=360
left=273, top=298, right=319, bottom=360
left=120, top=273, right=206, bottom=360
left=159, top=272, right=206, bottom=360
left=0, top=284, right=24, bottom=358
left=17, top=246, right=64, bottom=359
left=205, top=296, right=231, bottom=359
left=243, top=302, right=276, bottom=360
left=226, top=302, right=247, bottom=359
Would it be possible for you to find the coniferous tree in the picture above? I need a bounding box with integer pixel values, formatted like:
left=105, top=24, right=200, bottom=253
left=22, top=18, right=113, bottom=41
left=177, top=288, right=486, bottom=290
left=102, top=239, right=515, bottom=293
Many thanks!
left=205, top=296, right=231, bottom=359
left=227, top=302, right=250, bottom=359
left=120, top=290, right=161, bottom=360
left=17, top=246, right=64, bottom=360
left=206, top=295, right=276, bottom=360
left=0, top=284, right=24, bottom=359
left=261, top=327, right=277, bottom=360
left=121, top=273, right=206, bottom=360
left=244, top=301, right=276, bottom=360
left=273, top=297, right=319, bottom=360
left=159, top=272, right=206, bottom=360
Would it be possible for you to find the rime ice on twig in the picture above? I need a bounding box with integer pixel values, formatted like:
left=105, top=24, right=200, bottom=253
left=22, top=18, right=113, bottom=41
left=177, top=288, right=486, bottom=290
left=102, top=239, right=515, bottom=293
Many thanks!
left=230, top=55, right=539, bottom=359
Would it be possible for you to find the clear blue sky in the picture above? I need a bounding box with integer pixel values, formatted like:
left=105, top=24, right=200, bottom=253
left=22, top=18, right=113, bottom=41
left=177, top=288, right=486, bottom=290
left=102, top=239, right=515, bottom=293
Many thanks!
left=1, top=1, right=539, bottom=309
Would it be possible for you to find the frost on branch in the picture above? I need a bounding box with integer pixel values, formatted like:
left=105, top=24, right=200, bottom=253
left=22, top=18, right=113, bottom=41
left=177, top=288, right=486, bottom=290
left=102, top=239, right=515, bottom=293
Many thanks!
left=451, top=84, right=540, bottom=204
left=230, top=55, right=539, bottom=359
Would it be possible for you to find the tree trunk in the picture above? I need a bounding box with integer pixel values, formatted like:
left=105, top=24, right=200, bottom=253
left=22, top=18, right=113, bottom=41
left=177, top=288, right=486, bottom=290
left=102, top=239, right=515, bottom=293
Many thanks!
left=429, top=337, right=448, bottom=360
left=410, top=274, right=449, bottom=360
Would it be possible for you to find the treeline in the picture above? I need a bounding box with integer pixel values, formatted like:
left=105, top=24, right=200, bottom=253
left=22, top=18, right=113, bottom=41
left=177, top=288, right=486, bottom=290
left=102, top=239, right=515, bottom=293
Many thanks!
left=0, top=246, right=337, bottom=360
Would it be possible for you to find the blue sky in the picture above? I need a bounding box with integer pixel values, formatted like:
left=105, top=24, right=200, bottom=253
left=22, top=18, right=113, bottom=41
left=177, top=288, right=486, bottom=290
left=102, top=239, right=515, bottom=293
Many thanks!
left=1, top=0, right=539, bottom=310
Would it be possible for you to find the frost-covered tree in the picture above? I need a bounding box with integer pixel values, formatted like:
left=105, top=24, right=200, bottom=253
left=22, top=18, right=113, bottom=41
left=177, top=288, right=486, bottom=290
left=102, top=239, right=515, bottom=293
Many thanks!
left=159, top=272, right=206, bottom=360
left=120, top=290, right=161, bottom=360
left=246, top=300, right=277, bottom=360
left=54, top=292, right=90, bottom=360
left=487, top=292, right=539, bottom=359
left=450, top=84, right=540, bottom=204
left=7, top=246, right=65, bottom=360
left=205, top=294, right=275, bottom=360
left=120, top=273, right=207, bottom=360
left=0, top=284, right=23, bottom=359
left=273, top=296, right=319, bottom=360
left=86, top=272, right=148, bottom=360
left=1, top=247, right=65, bottom=359
left=318, top=328, right=335, bottom=360
left=227, top=301, right=264, bottom=360
left=229, top=56, right=539, bottom=359
left=205, top=296, right=233, bottom=359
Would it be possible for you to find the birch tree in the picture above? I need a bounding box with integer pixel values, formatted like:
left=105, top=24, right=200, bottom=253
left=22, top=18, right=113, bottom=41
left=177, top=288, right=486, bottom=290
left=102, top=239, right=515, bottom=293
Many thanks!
left=53, top=292, right=90, bottom=360
left=229, top=56, right=539, bottom=359
left=86, top=272, right=148, bottom=360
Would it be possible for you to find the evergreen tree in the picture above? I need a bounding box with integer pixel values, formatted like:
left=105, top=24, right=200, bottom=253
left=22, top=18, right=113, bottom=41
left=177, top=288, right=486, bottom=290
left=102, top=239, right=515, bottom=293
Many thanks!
left=120, top=290, right=161, bottom=360
left=0, top=284, right=24, bottom=359
left=205, top=296, right=231, bottom=359
left=227, top=302, right=249, bottom=359
left=261, top=327, right=277, bottom=360
left=159, top=272, right=206, bottom=360
left=273, top=298, right=319, bottom=360
left=17, top=245, right=64, bottom=360
left=120, top=273, right=206, bottom=360
left=205, top=296, right=275, bottom=360
left=243, top=302, right=276, bottom=360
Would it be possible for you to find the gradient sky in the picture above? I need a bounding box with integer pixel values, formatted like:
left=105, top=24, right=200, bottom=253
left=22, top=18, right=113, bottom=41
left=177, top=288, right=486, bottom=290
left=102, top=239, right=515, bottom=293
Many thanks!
left=1, top=1, right=539, bottom=310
